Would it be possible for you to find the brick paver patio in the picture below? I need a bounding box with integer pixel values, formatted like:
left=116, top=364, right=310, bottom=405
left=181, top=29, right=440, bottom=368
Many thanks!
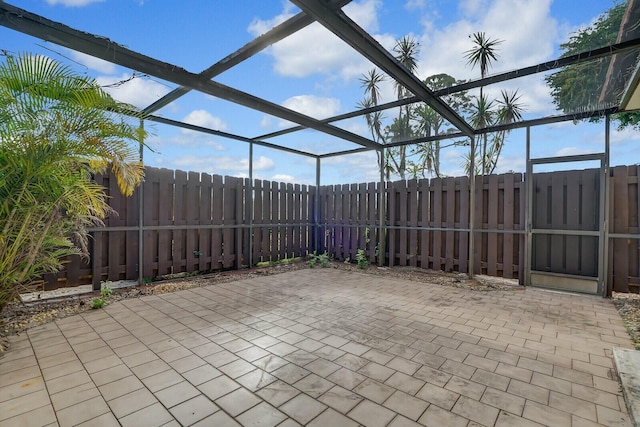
left=0, top=269, right=634, bottom=426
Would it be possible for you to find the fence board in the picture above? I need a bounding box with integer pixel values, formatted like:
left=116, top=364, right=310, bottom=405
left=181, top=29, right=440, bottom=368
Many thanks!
left=487, top=175, right=499, bottom=277
left=157, top=168, right=174, bottom=277
left=293, top=184, right=301, bottom=257
left=367, top=182, right=377, bottom=263
left=472, top=176, right=481, bottom=274
left=432, top=178, right=443, bottom=271
left=408, top=179, right=418, bottom=267
left=445, top=177, right=456, bottom=272
left=458, top=177, right=469, bottom=274
left=565, top=171, right=581, bottom=274
left=199, top=173, right=213, bottom=272
left=211, top=174, right=223, bottom=269
left=387, top=181, right=397, bottom=266
left=398, top=180, right=408, bottom=266
left=503, top=174, right=515, bottom=278
left=185, top=171, right=199, bottom=272
left=613, top=166, right=630, bottom=292
left=418, top=179, right=430, bottom=269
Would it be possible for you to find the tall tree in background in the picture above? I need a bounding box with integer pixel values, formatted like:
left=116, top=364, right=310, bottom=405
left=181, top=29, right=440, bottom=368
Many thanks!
left=413, top=74, right=471, bottom=178
left=546, top=1, right=640, bottom=130
left=388, top=36, right=420, bottom=179
left=359, top=36, right=420, bottom=180
left=464, top=32, right=502, bottom=175
left=0, top=53, right=145, bottom=312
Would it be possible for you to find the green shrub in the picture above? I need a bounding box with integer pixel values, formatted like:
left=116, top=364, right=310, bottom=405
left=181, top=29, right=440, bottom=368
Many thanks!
left=356, top=249, right=368, bottom=269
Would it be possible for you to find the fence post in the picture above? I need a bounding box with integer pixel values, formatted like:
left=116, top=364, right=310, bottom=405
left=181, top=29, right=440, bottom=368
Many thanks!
left=524, top=126, right=532, bottom=287
left=378, top=147, right=385, bottom=266
left=315, top=157, right=321, bottom=254
left=601, top=114, right=611, bottom=296
left=468, top=136, right=475, bottom=279
left=137, top=118, right=144, bottom=287
left=248, top=142, right=254, bottom=268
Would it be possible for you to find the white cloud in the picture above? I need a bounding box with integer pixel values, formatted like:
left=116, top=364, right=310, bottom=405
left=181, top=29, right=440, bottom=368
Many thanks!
left=45, top=0, right=103, bottom=6
left=260, top=116, right=273, bottom=130
left=415, top=0, right=558, bottom=116
left=167, top=154, right=275, bottom=176
left=555, top=146, right=591, bottom=157
left=183, top=110, right=228, bottom=132
left=405, top=0, right=426, bottom=10
left=247, top=4, right=297, bottom=36
left=271, top=174, right=296, bottom=183
left=67, top=50, right=116, bottom=74
left=250, top=0, right=393, bottom=81
left=418, top=0, right=557, bottom=79
left=320, top=151, right=381, bottom=183
left=282, top=95, right=341, bottom=119
left=146, top=133, right=224, bottom=151
left=96, top=74, right=171, bottom=108
left=610, top=127, right=640, bottom=145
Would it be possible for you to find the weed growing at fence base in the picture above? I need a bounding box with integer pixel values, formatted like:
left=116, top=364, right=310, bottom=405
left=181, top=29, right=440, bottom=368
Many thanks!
left=91, top=283, right=113, bottom=309
left=307, top=252, right=330, bottom=268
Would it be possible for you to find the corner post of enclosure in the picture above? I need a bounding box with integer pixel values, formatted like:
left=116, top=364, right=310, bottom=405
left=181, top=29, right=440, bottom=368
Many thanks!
left=248, top=141, right=254, bottom=269
left=524, top=126, right=532, bottom=287
left=378, top=147, right=386, bottom=267
left=138, top=118, right=145, bottom=286
left=315, top=156, right=321, bottom=254
left=468, top=136, right=475, bottom=279
left=601, top=115, right=611, bottom=296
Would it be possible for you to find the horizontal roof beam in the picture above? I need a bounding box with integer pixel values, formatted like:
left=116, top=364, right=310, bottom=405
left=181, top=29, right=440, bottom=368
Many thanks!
left=146, top=115, right=317, bottom=158
left=256, top=38, right=640, bottom=141
left=320, top=106, right=620, bottom=158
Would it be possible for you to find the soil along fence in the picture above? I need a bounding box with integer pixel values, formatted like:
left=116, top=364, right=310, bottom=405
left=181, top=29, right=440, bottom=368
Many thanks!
left=41, top=165, right=640, bottom=294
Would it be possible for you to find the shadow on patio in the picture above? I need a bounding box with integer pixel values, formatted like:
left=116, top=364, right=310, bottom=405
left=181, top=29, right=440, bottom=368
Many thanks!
left=0, top=269, right=634, bottom=426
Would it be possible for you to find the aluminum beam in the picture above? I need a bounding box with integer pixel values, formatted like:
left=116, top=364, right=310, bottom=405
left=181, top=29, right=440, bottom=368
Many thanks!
left=0, top=1, right=379, bottom=150
left=291, top=0, right=474, bottom=137
left=143, top=0, right=352, bottom=115
left=147, top=115, right=315, bottom=158
left=254, top=38, right=640, bottom=142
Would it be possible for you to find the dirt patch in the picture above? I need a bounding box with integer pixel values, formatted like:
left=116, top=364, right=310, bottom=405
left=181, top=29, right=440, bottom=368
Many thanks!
left=612, top=292, right=640, bottom=350
left=14, top=260, right=640, bottom=356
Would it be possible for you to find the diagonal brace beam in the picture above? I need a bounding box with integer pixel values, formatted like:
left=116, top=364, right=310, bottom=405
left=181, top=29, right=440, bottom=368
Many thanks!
left=143, top=0, right=352, bottom=115
left=290, top=0, right=475, bottom=137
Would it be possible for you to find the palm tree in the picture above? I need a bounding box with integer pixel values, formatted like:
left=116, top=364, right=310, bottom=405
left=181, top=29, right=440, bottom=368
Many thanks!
left=0, top=53, right=145, bottom=312
left=487, top=89, right=525, bottom=174
left=358, top=69, right=387, bottom=175
left=391, top=36, right=420, bottom=180
left=464, top=32, right=502, bottom=175
left=413, top=74, right=471, bottom=178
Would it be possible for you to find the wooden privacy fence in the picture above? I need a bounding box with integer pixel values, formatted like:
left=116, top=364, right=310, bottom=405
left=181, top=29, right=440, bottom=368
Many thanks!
left=319, top=173, right=524, bottom=279
left=41, top=165, right=640, bottom=294
left=42, top=167, right=316, bottom=289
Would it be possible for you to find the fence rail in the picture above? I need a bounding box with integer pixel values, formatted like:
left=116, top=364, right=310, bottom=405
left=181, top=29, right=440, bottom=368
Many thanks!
left=39, top=165, right=640, bottom=294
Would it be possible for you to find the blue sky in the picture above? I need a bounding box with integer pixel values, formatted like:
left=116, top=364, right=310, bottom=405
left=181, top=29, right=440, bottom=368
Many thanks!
left=2, top=0, right=638, bottom=184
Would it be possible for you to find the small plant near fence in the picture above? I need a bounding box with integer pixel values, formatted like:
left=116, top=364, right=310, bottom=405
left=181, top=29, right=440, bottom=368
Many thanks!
left=307, top=251, right=330, bottom=268
left=356, top=249, right=369, bottom=269
left=92, top=283, right=113, bottom=309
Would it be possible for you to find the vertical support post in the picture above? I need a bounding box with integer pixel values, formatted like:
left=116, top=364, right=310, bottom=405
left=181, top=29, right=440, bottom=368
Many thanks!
left=378, top=148, right=385, bottom=266
left=525, top=126, right=532, bottom=287
left=248, top=142, right=254, bottom=268
left=600, top=115, right=611, bottom=296
left=138, top=118, right=144, bottom=286
left=315, top=157, right=321, bottom=254
left=468, top=137, right=475, bottom=279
